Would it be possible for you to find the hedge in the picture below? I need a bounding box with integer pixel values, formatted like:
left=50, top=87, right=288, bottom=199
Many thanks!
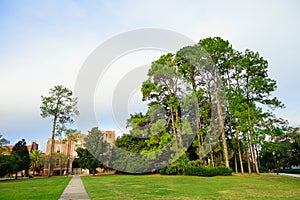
left=160, top=165, right=232, bottom=177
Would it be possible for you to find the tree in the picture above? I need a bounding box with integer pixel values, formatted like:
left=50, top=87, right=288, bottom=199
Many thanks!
left=111, top=36, right=283, bottom=175
left=29, top=150, right=44, bottom=175
left=84, top=127, right=110, bottom=164
left=11, top=139, right=30, bottom=179
left=40, top=85, right=79, bottom=177
left=177, top=40, right=229, bottom=167
left=0, top=134, right=10, bottom=154
left=75, top=148, right=102, bottom=176
left=0, top=155, right=15, bottom=178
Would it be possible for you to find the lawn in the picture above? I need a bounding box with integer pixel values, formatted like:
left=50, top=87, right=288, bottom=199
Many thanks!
left=0, top=176, right=71, bottom=200
left=81, top=174, right=300, bottom=199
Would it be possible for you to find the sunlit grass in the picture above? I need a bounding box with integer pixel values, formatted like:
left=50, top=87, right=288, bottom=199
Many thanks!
left=81, top=174, right=300, bottom=199
left=0, top=176, right=71, bottom=200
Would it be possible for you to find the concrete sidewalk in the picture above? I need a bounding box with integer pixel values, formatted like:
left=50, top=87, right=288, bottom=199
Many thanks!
left=278, top=173, right=300, bottom=178
left=59, top=175, right=90, bottom=200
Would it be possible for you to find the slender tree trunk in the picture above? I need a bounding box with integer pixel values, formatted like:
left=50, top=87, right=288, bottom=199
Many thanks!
left=234, top=152, right=238, bottom=173
left=236, top=135, right=244, bottom=174
left=175, top=109, right=183, bottom=147
left=48, top=115, right=57, bottom=177
left=229, top=124, right=237, bottom=173
left=247, top=104, right=260, bottom=175
left=246, top=148, right=251, bottom=174
left=249, top=143, right=255, bottom=172
left=251, top=141, right=259, bottom=174
left=255, top=144, right=261, bottom=168
left=169, top=105, right=177, bottom=147
left=210, top=151, right=215, bottom=167
left=214, top=73, right=229, bottom=168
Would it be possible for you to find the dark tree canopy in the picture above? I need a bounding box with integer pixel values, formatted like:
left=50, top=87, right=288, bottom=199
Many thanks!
left=11, top=139, right=30, bottom=178
left=75, top=148, right=102, bottom=176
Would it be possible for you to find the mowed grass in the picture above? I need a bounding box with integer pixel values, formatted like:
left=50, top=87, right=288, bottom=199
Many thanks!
left=81, top=174, right=300, bottom=199
left=0, top=176, right=71, bottom=200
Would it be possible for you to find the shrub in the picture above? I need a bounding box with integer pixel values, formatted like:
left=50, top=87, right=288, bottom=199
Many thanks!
left=160, top=164, right=232, bottom=177
left=259, top=167, right=268, bottom=173
left=215, top=166, right=233, bottom=176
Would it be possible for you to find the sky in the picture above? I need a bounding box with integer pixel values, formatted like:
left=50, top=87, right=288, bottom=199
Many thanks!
left=0, top=0, right=300, bottom=151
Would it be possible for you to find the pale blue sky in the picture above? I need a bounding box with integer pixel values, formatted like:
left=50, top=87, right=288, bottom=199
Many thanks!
left=0, top=0, right=299, bottom=151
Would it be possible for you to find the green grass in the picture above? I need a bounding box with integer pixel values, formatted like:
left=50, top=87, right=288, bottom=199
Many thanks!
left=81, top=174, right=300, bottom=199
left=0, top=176, right=71, bottom=200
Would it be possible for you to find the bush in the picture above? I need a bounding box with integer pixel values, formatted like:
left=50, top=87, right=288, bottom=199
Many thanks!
left=215, top=166, right=233, bottom=176
left=259, top=167, right=268, bottom=173
left=160, top=164, right=232, bottom=177
left=160, top=165, right=178, bottom=175
left=185, top=166, right=232, bottom=177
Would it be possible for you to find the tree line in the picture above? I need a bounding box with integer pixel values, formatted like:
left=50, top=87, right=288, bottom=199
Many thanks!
left=0, top=136, right=44, bottom=178
left=2, top=36, right=299, bottom=177
left=110, top=37, right=299, bottom=174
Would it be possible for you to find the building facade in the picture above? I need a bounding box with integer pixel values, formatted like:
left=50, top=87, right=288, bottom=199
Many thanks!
left=1, top=141, right=38, bottom=155
left=44, top=131, right=115, bottom=175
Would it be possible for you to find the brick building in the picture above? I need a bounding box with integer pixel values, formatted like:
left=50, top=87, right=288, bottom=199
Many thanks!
left=44, top=131, right=115, bottom=175
left=1, top=141, right=38, bottom=155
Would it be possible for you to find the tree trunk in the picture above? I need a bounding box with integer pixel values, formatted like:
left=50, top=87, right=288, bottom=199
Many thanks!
left=210, top=152, right=215, bottom=167
left=255, top=144, right=261, bottom=168
left=246, top=149, right=251, bottom=174
left=247, top=104, right=259, bottom=175
left=251, top=141, right=260, bottom=175
left=214, top=74, right=229, bottom=168
left=48, top=115, right=57, bottom=177
left=221, top=129, right=229, bottom=167
left=169, top=105, right=178, bottom=150
left=234, top=152, right=238, bottom=173
left=237, top=136, right=244, bottom=174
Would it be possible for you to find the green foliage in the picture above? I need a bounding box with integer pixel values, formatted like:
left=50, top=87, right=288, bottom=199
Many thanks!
left=77, top=127, right=109, bottom=175
left=110, top=147, right=152, bottom=173
left=11, top=139, right=30, bottom=177
left=119, top=36, right=286, bottom=175
left=115, top=134, right=148, bottom=153
left=260, top=126, right=300, bottom=170
left=84, top=127, right=110, bottom=163
left=75, top=148, right=102, bottom=176
left=40, top=85, right=79, bottom=177
left=29, top=150, right=44, bottom=175
left=40, top=85, right=79, bottom=127
left=160, top=164, right=232, bottom=177
left=0, top=134, right=10, bottom=154
left=0, top=155, right=15, bottom=177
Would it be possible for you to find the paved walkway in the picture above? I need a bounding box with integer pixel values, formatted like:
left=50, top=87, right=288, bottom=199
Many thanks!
left=278, top=173, right=300, bottom=178
left=59, top=175, right=90, bottom=200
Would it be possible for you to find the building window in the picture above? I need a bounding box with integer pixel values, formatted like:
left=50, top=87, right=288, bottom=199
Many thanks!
left=55, top=159, right=60, bottom=166
left=56, top=145, right=61, bottom=153
left=109, top=133, right=112, bottom=139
